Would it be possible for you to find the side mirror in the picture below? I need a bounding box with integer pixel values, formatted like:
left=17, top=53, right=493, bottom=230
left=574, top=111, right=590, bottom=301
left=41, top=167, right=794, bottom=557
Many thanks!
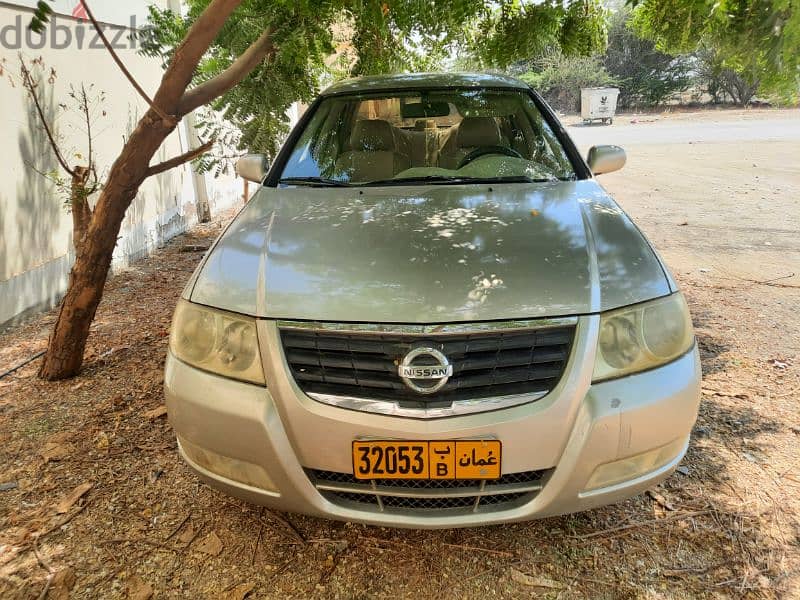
left=235, top=154, right=270, bottom=183
left=587, top=145, right=626, bottom=175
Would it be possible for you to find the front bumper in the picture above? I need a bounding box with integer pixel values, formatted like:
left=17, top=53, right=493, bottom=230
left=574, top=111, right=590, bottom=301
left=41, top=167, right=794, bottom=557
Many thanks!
left=165, top=317, right=701, bottom=528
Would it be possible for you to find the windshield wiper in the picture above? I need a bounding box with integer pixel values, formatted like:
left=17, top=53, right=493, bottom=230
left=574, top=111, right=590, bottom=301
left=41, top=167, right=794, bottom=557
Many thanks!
left=361, top=175, right=556, bottom=187
left=279, top=177, right=351, bottom=188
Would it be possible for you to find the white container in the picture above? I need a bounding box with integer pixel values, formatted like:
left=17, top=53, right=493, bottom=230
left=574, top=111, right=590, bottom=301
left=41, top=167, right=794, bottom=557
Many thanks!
left=581, top=87, right=620, bottom=124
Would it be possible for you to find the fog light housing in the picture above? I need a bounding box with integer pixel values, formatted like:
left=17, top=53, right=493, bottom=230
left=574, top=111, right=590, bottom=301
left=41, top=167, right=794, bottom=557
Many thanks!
left=178, top=437, right=277, bottom=493
left=583, top=437, right=687, bottom=492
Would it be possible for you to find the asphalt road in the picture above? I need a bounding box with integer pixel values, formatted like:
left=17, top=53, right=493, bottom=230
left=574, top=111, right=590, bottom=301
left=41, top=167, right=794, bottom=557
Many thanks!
left=568, top=112, right=800, bottom=149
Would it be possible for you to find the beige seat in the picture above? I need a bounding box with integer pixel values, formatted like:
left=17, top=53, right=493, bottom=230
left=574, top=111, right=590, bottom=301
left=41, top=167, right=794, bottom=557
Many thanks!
left=334, top=120, right=411, bottom=182
left=401, top=119, right=440, bottom=167
left=439, top=117, right=503, bottom=170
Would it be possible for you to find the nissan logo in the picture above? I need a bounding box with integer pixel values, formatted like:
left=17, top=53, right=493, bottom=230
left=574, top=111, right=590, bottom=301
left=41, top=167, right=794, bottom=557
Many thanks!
left=398, top=347, right=453, bottom=395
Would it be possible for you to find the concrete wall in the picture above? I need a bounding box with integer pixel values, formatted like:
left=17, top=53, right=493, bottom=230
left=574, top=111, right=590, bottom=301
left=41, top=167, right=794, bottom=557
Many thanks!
left=0, top=1, right=240, bottom=328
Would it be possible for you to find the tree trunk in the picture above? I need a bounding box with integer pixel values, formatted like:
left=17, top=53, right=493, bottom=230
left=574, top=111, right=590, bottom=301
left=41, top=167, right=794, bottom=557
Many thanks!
left=37, top=0, right=274, bottom=380
left=39, top=111, right=177, bottom=380
left=70, top=166, right=92, bottom=256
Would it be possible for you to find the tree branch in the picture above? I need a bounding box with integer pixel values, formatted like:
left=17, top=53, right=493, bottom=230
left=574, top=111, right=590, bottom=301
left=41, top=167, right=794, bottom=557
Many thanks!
left=153, top=0, right=245, bottom=111
left=81, top=84, right=93, bottom=169
left=78, top=1, right=175, bottom=124
left=19, top=59, right=75, bottom=177
left=145, top=139, right=215, bottom=178
left=176, top=27, right=276, bottom=116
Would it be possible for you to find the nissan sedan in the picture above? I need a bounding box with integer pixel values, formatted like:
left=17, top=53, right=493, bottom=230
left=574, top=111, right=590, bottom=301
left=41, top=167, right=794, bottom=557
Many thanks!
left=164, top=73, right=701, bottom=528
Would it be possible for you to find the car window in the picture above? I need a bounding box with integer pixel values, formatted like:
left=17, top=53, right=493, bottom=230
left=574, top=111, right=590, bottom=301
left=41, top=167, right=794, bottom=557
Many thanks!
left=279, top=89, right=576, bottom=186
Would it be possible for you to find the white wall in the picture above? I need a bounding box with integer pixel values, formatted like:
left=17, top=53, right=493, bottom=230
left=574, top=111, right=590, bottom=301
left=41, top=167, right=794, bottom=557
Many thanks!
left=5, top=0, right=154, bottom=25
left=0, top=1, right=241, bottom=327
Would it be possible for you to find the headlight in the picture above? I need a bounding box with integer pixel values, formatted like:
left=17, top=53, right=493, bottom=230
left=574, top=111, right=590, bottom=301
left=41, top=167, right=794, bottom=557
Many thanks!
left=170, top=300, right=265, bottom=385
left=593, top=293, right=694, bottom=382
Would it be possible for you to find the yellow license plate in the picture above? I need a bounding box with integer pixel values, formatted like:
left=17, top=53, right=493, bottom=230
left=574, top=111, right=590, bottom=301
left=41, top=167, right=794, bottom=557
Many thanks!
left=352, top=440, right=502, bottom=480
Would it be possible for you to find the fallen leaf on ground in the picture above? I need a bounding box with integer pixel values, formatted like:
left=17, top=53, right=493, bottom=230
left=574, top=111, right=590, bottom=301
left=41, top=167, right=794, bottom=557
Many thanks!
left=180, top=244, right=211, bottom=253
left=144, top=406, right=168, bottom=420
left=126, top=575, right=153, bottom=600
left=221, top=582, right=255, bottom=600
left=95, top=431, right=110, bottom=450
left=56, top=482, right=93, bottom=514
left=742, top=452, right=759, bottom=463
left=40, top=442, right=73, bottom=463
left=647, top=490, right=676, bottom=512
left=45, top=431, right=74, bottom=444
left=50, top=567, right=76, bottom=600
left=178, top=524, right=196, bottom=545
left=197, top=531, right=224, bottom=556
left=509, top=568, right=561, bottom=589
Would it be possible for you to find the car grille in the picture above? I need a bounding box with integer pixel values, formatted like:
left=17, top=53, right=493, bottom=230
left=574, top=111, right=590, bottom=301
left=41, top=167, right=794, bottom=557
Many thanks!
left=309, top=469, right=550, bottom=513
left=279, top=323, right=575, bottom=407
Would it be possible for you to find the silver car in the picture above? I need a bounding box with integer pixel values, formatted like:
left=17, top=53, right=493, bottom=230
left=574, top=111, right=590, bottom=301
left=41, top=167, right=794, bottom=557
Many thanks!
left=165, top=73, right=701, bottom=528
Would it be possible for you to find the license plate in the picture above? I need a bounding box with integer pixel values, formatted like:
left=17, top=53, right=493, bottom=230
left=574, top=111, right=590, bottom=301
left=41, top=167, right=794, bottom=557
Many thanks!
left=352, top=440, right=502, bottom=480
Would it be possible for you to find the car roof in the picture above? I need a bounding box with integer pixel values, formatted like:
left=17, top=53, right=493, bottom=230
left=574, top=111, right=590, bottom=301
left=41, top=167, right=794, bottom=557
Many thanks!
left=321, top=72, right=530, bottom=96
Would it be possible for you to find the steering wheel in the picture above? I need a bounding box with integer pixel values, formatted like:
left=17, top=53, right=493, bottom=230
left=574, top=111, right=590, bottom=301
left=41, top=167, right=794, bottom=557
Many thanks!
left=457, top=146, right=523, bottom=169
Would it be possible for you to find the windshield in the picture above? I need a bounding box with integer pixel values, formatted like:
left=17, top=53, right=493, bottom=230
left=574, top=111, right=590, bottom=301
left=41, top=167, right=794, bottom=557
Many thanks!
left=278, top=88, right=576, bottom=186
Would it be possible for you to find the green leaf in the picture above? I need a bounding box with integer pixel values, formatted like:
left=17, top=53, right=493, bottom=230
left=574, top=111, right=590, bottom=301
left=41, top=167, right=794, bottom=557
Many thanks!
left=29, top=0, right=55, bottom=34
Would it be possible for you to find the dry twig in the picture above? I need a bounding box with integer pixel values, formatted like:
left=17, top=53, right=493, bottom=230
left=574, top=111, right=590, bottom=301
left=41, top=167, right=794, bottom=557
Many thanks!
left=262, top=510, right=306, bottom=545
left=163, top=512, right=192, bottom=542
left=33, top=542, right=55, bottom=600
left=573, top=510, right=712, bottom=540
left=440, top=542, right=515, bottom=557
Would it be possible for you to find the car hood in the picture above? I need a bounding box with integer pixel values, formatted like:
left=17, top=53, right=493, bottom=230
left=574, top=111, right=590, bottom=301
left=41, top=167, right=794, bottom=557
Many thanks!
left=189, top=180, right=672, bottom=322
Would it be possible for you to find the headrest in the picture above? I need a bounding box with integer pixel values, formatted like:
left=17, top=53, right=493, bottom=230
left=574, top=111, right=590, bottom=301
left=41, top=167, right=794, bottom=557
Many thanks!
left=457, top=117, right=502, bottom=148
left=351, top=119, right=396, bottom=152
left=414, top=119, right=437, bottom=131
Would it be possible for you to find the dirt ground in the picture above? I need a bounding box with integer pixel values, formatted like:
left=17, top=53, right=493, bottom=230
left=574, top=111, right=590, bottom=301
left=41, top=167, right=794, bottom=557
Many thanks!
left=1, top=108, right=799, bottom=599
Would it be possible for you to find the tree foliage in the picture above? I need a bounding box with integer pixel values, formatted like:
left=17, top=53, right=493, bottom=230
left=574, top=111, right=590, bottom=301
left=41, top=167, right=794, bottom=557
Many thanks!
left=631, top=0, right=799, bottom=100
left=604, top=10, right=691, bottom=107
left=694, top=45, right=761, bottom=105
left=472, top=0, right=608, bottom=67
left=519, top=53, right=615, bottom=113
left=138, top=1, right=337, bottom=161
left=134, top=0, right=609, bottom=165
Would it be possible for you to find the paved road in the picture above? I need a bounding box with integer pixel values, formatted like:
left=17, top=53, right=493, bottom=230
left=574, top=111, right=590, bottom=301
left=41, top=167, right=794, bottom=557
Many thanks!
left=567, top=112, right=800, bottom=151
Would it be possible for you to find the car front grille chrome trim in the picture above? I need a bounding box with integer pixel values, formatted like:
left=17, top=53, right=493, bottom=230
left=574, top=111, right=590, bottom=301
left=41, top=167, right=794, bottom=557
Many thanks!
left=278, top=317, right=577, bottom=418
left=277, top=317, right=578, bottom=335
left=306, top=390, right=550, bottom=419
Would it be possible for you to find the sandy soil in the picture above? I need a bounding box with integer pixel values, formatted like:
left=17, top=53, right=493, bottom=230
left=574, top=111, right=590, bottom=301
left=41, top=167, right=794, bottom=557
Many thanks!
left=1, top=108, right=798, bottom=599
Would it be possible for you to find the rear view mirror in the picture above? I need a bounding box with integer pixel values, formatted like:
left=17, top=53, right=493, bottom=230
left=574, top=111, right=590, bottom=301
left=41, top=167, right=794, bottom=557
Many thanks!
left=401, top=101, right=451, bottom=119
left=235, top=154, right=270, bottom=183
left=587, top=145, right=626, bottom=175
